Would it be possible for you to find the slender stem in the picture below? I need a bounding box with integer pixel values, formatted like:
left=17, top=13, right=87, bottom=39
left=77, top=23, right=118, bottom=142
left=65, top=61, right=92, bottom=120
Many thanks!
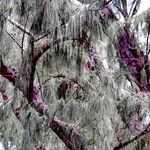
left=105, top=0, right=113, bottom=5
left=34, top=32, right=51, bottom=42
left=114, top=123, right=150, bottom=150
left=6, top=17, right=34, bottom=39
left=146, top=31, right=150, bottom=56
left=5, top=30, right=22, bottom=49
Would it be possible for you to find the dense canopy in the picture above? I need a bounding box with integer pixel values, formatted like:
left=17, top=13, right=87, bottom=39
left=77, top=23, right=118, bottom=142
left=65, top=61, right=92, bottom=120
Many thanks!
left=0, top=0, right=150, bottom=150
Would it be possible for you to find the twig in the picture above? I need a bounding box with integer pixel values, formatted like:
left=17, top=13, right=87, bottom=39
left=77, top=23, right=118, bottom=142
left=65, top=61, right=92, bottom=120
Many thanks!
left=5, top=30, right=22, bottom=49
left=21, top=11, right=30, bottom=60
left=36, top=70, right=44, bottom=100
left=129, top=0, right=136, bottom=17
left=129, top=0, right=141, bottom=17
left=114, top=123, right=150, bottom=150
left=42, top=73, right=66, bottom=85
left=146, top=31, right=150, bottom=56
left=34, top=32, right=51, bottom=42
left=6, top=17, right=34, bottom=39
left=115, top=5, right=128, bottom=18
left=104, top=0, right=113, bottom=5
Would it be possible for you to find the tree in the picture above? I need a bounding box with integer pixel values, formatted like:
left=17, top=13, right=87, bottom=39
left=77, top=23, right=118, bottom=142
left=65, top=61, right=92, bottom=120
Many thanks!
left=0, top=0, right=150, bottom=149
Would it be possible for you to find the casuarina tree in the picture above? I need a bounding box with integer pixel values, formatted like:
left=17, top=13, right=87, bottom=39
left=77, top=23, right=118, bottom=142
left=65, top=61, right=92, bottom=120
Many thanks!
left=0, top=0, right=150, bottom=150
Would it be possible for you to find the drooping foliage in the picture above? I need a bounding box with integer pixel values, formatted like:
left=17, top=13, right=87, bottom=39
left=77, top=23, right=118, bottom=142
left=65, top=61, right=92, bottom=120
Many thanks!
left=0, top=0, right=150, bottom=150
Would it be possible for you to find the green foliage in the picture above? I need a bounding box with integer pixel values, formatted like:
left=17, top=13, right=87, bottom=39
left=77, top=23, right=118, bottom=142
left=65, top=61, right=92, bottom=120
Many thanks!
left=0, top=0, right=150, bottom=150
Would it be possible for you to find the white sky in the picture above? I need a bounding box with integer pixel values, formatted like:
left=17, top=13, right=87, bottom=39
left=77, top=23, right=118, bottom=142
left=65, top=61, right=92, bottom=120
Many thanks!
left=0, top=0, right=150, bottom=150
left=138, top=0, right=150, bottom=14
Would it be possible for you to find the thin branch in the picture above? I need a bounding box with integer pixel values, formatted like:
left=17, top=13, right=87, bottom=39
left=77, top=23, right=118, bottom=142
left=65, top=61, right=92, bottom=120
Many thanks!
left=104, top=0, right=113, bottom=5
left=21, top=11, right=30, bottom=60
left=36, top=70, right=44, bottom=99
left=129, top=0, right=141, bottom=17
left=114, top=123, right=150, bottom=150
left=115, top=5, right=128, bottom=18
left=5, top=30, right=22, bottom=49
left=34, top=32, right=51, bottom=42
left=146, top=31, right=150, bottom=56
left=42, top=73, right=66, bottom=86
left=129, top=0, right=136, bottom=17
left=6, top=17, right=34, bottom=39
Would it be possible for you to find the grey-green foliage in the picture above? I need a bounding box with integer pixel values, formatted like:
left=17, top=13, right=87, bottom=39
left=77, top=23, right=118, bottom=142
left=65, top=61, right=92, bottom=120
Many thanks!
left=0, top=0, right=150, bottom=150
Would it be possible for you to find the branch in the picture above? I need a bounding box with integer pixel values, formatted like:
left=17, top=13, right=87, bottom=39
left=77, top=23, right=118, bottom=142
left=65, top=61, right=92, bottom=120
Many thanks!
left=34, top=32, right=51, bottom=42
left=114, top=123, right=150, bottom=150
left=116, top=26, right=150, bottom=92
left=42, top=73, right=66, bottom=86
left=115, top=5, right=128, bottom=18
left=6, top=17, right=34, bottom=39
left=17, top=36, right=77, bottom=112
left=50, top=118, right=87, bottom=150
left=5, top=30, right=22, bottom=49
left=33, top=36, right=77, bottom=62
left=104, top=0, right=113, bottom=5
left=0, top=62, right=87, bottom=150
left=21, top=11, right=30, bottom=59
left=146, top=31, right=150, bottom=56
left=33, top=0, right=118, bottom=63
left=0, top=90, right=46, bottom=150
